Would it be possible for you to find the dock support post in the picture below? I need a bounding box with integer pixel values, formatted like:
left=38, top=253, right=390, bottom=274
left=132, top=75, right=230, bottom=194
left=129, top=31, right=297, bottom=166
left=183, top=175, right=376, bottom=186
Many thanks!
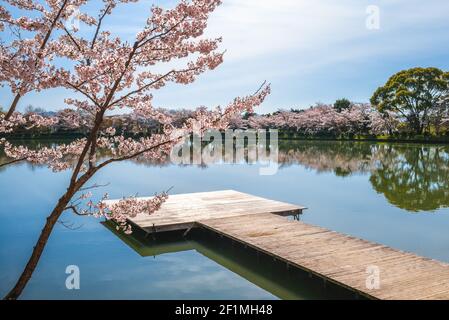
left=183, top=226, right=193, bottom=237
left=151, top=224, right=156, bottom=240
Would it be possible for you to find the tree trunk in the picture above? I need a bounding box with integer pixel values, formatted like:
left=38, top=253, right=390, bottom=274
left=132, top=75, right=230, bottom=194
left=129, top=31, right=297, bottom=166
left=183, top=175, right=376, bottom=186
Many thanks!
left=408, top=115, right=424, bottom=135
left=4, top=93, right=21, bottom=121
left=417, top=119, right=425, bottom=135
left=3, top=190, right=74, bottom=300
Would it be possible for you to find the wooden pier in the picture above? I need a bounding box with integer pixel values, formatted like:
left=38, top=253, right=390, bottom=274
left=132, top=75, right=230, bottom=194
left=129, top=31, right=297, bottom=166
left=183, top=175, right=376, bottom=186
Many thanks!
left=105, top=190, right=303, bottom=233
left=106, top=190, right=449, bottom=300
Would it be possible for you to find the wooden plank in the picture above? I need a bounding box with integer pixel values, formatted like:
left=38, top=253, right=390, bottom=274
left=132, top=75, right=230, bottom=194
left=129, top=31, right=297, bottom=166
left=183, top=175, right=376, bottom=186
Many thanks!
left=198, top=213, right=449, bottom=300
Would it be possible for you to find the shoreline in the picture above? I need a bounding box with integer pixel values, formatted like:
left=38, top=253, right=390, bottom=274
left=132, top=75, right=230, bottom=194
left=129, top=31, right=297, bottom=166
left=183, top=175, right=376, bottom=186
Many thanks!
left=278, top=136, right=449, bottom=144
left=3, top=133, right=449, bottom=145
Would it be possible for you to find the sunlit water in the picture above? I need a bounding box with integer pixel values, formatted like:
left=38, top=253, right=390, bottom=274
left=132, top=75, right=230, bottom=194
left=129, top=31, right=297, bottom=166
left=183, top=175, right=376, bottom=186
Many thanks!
left=1, top=140, right=448, bottom=299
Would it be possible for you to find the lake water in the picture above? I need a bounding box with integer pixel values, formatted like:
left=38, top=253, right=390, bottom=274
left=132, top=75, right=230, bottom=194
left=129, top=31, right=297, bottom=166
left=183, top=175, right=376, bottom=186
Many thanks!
left=1, top=140, right=448, bottom=299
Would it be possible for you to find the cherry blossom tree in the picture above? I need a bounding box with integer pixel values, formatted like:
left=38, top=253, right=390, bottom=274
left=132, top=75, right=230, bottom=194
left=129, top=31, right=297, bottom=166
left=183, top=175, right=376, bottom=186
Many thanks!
left=1, top=0, right=270, bottom=300
left=242, top=103, right=401, bottom=136
left=368, top=109, right=401, bottom=136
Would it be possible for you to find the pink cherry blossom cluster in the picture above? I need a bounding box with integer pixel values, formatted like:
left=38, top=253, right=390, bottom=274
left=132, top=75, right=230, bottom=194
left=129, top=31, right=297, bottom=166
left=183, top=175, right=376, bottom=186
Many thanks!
left=0, top=0, right=76, bottom=100
left=56, top=0, right=225, bottom=115
left=231, top=103, right=400, bottom=136
left=0, top=113, right=26, bottom=133
left=74, top=192, right=169, bottom=234
left=105, top=192, right=169, bottom=234
left=0, top=1, right=140, bottom=119
left=176, top=85, right=272, bottom=136
left=55, top=108, right=91, bottom=129
left=0, top=112, right=59, bottom=133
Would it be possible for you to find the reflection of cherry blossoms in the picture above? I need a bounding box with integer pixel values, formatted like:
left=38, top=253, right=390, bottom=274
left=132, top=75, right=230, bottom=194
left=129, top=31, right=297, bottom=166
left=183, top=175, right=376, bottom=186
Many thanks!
left=1, top=138, right=86, bottom=170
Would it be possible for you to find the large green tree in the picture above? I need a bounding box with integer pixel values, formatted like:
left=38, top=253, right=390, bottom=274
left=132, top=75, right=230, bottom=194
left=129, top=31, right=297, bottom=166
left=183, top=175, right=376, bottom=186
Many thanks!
left=333, top=98, right=351, bottom=112
left=371, top=67, right=449, bottom=134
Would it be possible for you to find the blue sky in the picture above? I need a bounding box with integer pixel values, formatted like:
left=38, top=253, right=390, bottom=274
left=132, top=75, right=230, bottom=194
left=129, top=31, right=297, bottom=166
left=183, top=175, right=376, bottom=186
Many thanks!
left=1, top=0, right=449, bottom=114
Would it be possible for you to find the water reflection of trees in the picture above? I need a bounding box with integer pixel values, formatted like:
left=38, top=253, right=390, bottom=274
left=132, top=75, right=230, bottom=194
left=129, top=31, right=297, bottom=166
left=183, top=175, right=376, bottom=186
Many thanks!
left=369, top=144, right=449, bottom=212
left=2, top=140, right=449, bottom=212
left=278, top=142, right=449, bottom=212
left=278, top=141, right=376, bottom=176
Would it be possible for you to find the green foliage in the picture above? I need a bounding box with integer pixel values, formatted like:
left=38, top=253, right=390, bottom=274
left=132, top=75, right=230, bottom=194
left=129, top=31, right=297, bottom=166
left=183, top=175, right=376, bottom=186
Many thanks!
left=334, top=167, right=351, bottom=177
left=370, top=67, right=449, bottom=134
left=242, top=111, right=256, bottom=120
left=370, top=144, right=449, bottom=211
left=333, top=98, right=351, bottom=112
left=24, top=105, right=46, bottom=114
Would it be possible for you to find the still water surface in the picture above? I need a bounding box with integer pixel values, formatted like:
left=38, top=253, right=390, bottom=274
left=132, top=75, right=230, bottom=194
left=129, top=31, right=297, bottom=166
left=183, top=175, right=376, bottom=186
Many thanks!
left=0, top=140, right=448, bottom=299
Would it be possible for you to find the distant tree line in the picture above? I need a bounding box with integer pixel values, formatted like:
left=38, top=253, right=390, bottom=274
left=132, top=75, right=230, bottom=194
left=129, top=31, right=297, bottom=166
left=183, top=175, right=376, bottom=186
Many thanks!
left=229, top=67, right=449, bottom=138
left=3, top=67, right=448, bottom=139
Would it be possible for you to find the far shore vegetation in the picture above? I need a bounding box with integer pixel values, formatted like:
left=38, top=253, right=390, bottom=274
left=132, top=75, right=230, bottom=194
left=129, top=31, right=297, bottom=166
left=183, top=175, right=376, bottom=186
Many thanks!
left=2, top=67, right=449, bottom=143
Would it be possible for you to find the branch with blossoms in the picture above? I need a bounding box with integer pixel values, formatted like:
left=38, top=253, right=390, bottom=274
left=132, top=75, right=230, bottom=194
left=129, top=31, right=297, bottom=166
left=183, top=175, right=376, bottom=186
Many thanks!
left=1, top=0, right=73, bottom=120
left=0, top=0, right=133, bottom=121
left=3, top=84, right=269, bottom=231
left=0, top=138, right=86, bottom=170
left=1, top=85, right=270, bottom=171
left=64, top=191, right=169, bottom=234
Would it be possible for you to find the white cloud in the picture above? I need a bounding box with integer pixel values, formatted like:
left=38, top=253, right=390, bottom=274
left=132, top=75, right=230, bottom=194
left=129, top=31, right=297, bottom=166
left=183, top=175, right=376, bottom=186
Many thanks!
left=205, top=0, right=366, bottom=61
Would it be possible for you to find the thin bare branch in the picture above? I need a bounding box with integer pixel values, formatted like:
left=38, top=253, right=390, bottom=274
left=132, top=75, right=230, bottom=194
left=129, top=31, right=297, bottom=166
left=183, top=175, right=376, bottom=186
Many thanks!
left=64, top=205, right=88, bottom=216
left=0, top=157, right=27, bottom=168
left=79, top=182, right=110, bottom=191
left=65, top=82, right=102, bottom=108
left=109, top=70, right=176, bottom=107
left=96, top=138, right=175, bottom=170
left=91, top=5, right=112, bottom=51
left=63, top=26, right=82, bottom=52
left=58, top=220, right=84, bottom=230
left=254, top=80, right=268, bottom=95
left=136, top=15, right=188, bottom=50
